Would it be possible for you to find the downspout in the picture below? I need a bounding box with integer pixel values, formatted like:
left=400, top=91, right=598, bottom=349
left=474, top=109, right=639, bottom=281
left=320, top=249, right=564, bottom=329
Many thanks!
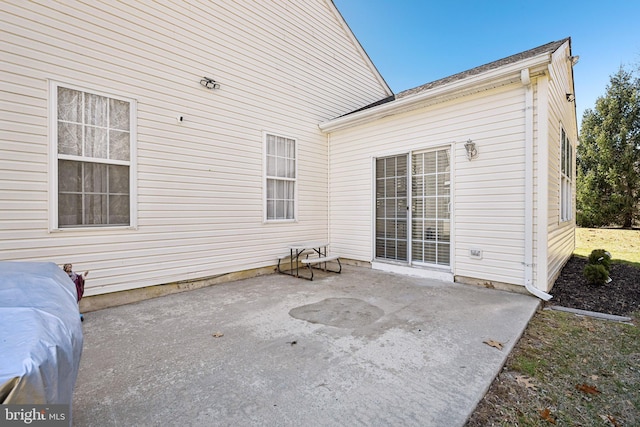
left=521, top=68, right=553, bottom=301
left=327, top=132, right=332, bottom=247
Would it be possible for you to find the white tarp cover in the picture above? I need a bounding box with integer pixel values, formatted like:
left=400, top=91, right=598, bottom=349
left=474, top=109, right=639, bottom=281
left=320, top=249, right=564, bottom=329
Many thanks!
left=0, top=262, right=83, bottom=404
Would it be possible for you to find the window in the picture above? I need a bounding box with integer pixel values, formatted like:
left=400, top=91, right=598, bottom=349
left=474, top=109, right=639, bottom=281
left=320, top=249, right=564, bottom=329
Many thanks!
left=265, top=133, right=296, bottom=221
left=560, top=127, right=573, bottom=222
left=53, top=83, right=135, bottom=228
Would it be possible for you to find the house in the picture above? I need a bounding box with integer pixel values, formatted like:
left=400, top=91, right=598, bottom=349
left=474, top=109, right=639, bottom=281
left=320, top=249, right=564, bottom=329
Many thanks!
left=320, top=38, right=579, bottom=297
left=0, top=1, right=577, bottom=305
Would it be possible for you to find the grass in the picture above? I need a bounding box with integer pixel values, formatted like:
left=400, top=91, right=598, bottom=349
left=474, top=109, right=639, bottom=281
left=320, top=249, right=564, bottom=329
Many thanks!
left=575, top=227, right=640, bottom=267
left=467, top=228, right=640, bottom=426
left=468, top=310, right=640, bottom=426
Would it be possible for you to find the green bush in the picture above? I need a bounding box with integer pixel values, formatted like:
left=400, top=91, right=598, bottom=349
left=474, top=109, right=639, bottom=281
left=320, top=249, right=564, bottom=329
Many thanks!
left=583, top=263, right=610, bottom=286
left=588, top=249, right=612, bottom=272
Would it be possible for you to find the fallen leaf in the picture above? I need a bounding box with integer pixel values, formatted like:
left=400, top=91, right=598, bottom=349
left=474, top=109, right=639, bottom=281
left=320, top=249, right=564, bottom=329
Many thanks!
left=580, top=318, right=596, bottom=332
left=515, top=375, right=537, bottom=390
left=607, top=414, right=620, bottom=427
left=600, top=414, right=620, bottom=426
left=576, top=383, right=600, bottom=395
left=483, top=339, right=503, bottom=350
left=590, top=374, right=599, bottom=381
left=212, top=332, right=224, bottom=338
left=539, top=408, right=556, bottom=424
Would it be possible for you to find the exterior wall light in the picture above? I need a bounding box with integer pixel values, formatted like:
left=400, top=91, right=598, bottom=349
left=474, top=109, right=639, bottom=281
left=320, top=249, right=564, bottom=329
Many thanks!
left=464, top=139, right=478, bottom=161
left=566, top=93, right=575, bottom=102
left=200, top=77, right=220, bottom=90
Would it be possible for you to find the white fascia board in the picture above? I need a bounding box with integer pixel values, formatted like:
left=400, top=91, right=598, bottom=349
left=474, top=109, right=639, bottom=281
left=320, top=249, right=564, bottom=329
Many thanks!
left=319, top=53, right=552, bottom=133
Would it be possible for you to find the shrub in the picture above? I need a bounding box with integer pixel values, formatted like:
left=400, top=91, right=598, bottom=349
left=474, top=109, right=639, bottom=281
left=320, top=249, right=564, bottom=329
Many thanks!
left=588, top=249, right=612, bottom=272
left=583, top=264, right=610, bottom=286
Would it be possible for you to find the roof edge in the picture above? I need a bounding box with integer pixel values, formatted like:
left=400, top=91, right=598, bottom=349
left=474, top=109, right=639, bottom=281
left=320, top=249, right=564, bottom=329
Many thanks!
left=320, top=38, right=570, bottom=132
left=396, top=38, right=570, bottom=100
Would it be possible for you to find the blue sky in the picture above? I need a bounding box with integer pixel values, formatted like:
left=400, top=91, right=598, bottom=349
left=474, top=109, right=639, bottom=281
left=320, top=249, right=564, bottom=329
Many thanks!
left=333, top=0, right=640, bottom=128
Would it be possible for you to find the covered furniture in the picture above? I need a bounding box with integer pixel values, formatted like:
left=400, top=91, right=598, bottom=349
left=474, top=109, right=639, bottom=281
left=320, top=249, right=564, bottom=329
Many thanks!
left=0, top=262, right=83, bottom=406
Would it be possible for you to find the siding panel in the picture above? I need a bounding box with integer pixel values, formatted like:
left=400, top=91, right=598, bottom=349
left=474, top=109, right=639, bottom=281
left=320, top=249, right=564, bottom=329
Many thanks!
left=329, top=84, right=528, bottom=285
left=545, top=41, right=577, bottom=290
left=0, top=0, right=389, bottom=295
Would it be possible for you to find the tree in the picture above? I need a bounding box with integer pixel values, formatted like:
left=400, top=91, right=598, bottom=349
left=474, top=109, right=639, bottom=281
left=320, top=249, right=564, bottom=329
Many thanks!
left=577, top=67, right=640, bottom=228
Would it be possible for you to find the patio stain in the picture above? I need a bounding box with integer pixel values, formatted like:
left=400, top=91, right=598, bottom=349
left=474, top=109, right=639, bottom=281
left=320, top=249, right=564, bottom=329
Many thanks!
left=289, top=297, right=384, bottom=328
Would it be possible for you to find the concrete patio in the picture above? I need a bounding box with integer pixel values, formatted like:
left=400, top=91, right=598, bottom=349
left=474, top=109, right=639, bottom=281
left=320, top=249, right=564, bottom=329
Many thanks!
left=72, top=266, right=540, bottom=426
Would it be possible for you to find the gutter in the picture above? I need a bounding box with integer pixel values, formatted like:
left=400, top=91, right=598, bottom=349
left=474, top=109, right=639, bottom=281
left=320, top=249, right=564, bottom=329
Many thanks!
left=521, top=68, right=552, bottom=301
left=319, top=54, right=551, bottom=133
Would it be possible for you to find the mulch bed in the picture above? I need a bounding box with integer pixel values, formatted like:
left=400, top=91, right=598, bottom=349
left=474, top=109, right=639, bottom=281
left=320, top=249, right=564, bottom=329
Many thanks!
left=546, top=255, right=640, bottom=316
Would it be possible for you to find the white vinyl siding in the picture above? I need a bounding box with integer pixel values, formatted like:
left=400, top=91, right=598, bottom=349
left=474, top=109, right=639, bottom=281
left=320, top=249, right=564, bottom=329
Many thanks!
left=328, top=47, right=577, bottom=291
left=265, top=133, right=296, bottom=221
left=329, top=84, right=528, bottom=286
left=544, top=41, right=578, bottom=290
left=0, top=0, right=389, bottom=295
left=53, top=83, right=135, bottom=228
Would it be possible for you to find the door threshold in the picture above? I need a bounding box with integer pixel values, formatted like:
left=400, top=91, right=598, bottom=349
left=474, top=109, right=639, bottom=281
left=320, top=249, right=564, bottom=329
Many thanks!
left=371, top=261, right=454, bottom=282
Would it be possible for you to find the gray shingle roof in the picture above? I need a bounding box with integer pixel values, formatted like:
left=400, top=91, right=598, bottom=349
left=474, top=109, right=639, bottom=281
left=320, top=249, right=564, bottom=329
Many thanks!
left=345, top=37, right=570, bottom=116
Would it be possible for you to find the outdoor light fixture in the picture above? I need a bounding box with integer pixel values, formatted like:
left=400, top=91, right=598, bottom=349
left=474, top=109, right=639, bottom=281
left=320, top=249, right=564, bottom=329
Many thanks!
left=464, top=139, right=478, bottom=161
left=566, top=93, right=575, bottom=102
left=200, top=77, right=220, bottom=90
left=569, top=55, right=580, bottom=66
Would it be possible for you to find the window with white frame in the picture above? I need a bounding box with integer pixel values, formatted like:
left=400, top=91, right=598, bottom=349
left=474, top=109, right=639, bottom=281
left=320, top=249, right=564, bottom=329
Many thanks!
left=265, top=133, right=296, bottom=221
left=54, top=84, right=134, bottom=228
left=560, top=127, right=573, bottom=222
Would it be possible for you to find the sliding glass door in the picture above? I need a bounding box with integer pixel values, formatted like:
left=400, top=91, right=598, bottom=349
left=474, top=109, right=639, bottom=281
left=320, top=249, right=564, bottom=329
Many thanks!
left=411, top=149, right=450, bottom=266
left=375, top=148, right=450, bottom=267
left=375, top=155, right=408, bottom=261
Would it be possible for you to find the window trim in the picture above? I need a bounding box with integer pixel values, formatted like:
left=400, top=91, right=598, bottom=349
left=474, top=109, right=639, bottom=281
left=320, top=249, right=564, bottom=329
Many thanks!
left=559, top=124, right=573, bottom=223
left=49, top=80, right=138, bottom=231
left=263, top=131, right=298, bottom=223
